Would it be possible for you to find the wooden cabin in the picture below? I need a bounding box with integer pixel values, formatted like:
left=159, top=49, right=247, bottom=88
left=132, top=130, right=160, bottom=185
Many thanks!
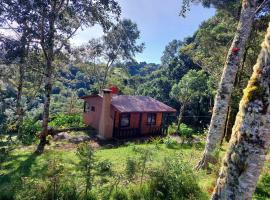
left=81, top=89, right=176, bottom=139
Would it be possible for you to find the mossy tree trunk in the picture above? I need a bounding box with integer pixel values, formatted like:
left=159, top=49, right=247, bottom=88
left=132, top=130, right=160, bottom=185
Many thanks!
left=211, top=23, right=270, bottom=200
left=197, top=0, right=257, bottom=169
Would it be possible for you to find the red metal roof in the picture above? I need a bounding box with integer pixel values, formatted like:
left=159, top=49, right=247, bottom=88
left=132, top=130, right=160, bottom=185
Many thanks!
left=111, top=95, right=176, bottom=113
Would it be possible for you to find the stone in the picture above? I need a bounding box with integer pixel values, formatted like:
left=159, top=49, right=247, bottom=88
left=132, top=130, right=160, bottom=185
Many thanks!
left=69, top=135, right=91, bottom=144
left=54, top=132, right=70, bottom=140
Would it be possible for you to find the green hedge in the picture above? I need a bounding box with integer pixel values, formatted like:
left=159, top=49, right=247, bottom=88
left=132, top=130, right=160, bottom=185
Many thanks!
left=49, top=113, right=83, bottom=128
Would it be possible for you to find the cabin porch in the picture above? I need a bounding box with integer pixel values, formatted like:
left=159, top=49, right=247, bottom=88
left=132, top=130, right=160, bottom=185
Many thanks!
left=112, top=112, right=174, bottom=139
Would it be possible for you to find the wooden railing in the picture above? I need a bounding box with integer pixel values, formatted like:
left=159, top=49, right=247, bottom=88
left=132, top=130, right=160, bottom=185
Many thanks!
left=113, top=126, right=165, bottom=139
left=113, top=128, right=140, bottom=139
left=149, top=126, right=164, bottom=135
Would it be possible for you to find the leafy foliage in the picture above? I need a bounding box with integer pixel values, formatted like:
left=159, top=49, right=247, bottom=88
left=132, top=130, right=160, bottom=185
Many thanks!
left=163, top=137, right=178, bottom=149
left=179, top=124, right=194, bottom=139
left=125, top=158, right=138, bottom=182
left=49, top=114, right=83, bottom=128
left=19, top=119, right=42, bottom=145
left=148, top=156, right=205, bottom=200
left=170, top=70, right=209, bottom=106
left=111, top=189, right=129, bottom=200
left=76, top=142, right=96, bottom=196
left=255, top=173, right=270, bottom=199
left=97, top=159, right=113, bottom=176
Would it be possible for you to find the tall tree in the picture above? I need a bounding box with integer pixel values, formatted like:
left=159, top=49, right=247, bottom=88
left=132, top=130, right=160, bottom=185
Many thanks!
left=161, top=39, right=183, bottom=67
left=197, top=0, right=266, bottom=169
left=3, top=0, right=121, bottom=153
left=211, top=23, right=270, bottom=200
left=170, top=70, right=208, bottom=130
left=75, top=19, right=144, bottom=91
left=0, top=2, right=35, bottom=136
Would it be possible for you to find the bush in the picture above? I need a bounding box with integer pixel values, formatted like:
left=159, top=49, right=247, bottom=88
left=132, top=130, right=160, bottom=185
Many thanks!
left=97, top=159, right=113, bottom=175
left=168, top=123, right=178, bottom=135
left=163, top=137, right=178, bottom=149
left=111, top=189, right=129, bottom=200
left=59, top=182, right=79, bottom=200
left=19, top=119, right=41, bottom=145
left=125, top=158, right=138, bottom=181
left=149, top=137, right=163, bottom=149
left=77, top=142, right=95, bottom=196
left=16, top=177, right=49, bottom=200
left=0, top=146, right=12, bottom=163
left=84, top=192, right=98, bottom=200
left=148, top=156, right=205, bottom=200
left=179, top=123, right=193, bottom=139
left=254, top=173, right=270, bottom=199
left=49, top=113, right=83, bottom=128
left=168, top=123, right=194, bottom=138
left=16, top=177, right=81, bottom=200
left=129, top=185, right=152, bottom=200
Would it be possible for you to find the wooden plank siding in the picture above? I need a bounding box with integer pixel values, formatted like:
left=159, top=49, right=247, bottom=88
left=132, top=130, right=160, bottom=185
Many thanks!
left=113, top=112, right=164, bottom=138
left=114, top=113, right=140, bottom=129
left=141, top=112, right=162, bottom=134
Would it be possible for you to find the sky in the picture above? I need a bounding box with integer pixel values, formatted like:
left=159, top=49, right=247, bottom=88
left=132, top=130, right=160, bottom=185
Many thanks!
left=71, top=0, right=216, bottom=64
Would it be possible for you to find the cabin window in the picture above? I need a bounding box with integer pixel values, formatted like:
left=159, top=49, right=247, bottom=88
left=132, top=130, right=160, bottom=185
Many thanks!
left=91, top=106, right=95, bottom=112
left=120, top=113, right=130, bottom=128
left=147, top=113, right=156, bottom=125
left=84, top=102, right=91, bottom=113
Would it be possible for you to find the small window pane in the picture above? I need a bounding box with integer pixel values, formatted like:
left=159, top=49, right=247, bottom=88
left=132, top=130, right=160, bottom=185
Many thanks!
left=120, top=114, right=130, bottom=127
left=147, top=113, right=156, bottom=125
left=91, top=106, right=95, bottom=112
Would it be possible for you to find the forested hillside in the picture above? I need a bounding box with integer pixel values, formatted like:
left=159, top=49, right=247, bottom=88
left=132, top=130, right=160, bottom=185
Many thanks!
left=0, top=0, right=270, bottom=200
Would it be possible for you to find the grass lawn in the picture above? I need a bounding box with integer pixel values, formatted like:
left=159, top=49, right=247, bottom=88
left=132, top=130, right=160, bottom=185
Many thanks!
left=2, top=133, right=269, bottom=199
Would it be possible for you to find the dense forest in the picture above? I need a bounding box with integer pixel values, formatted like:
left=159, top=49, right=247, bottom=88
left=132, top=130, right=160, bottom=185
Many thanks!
left=0, top=0, right=270, bottom=200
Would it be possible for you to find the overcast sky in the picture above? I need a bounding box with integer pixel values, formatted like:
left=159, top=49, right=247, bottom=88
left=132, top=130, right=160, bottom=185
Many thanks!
left=71, top=0, right=215, bottom=64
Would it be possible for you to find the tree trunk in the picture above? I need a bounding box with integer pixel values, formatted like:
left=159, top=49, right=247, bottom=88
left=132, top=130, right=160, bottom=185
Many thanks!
left=16, top=63, right=25, bottom=135
left=224, top=106, right=237, bottom=142
left=196, top=0, right=256, bottom=169
left=36, top=13, right=55, bottom=154
left=36, top=59, right=53, bottom=154
left=177, top=104, right=185, bottom=131
left=211, top=23, right=270, bottom=200
left=16, top=33, right=28, bottom=137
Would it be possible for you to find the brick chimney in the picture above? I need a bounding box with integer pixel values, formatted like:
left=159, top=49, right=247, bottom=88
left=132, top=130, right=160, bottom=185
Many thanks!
left=98, top=89, right=113, bottom=139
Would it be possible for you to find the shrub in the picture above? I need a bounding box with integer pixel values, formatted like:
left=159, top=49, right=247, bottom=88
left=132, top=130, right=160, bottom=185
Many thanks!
left=179, top=123, right=193, bottom=138
left=111, top=189, right=129, bottom=200
left=0, top=146, right=12, bottom=163
left=148, top=156, right=205, bottom=200
left=254, top=173, right=270, bottom=199
left=49, top=113, right=83, bottom=128
left=83, top=192, right=98, bottom=200
left=59, top=182, right=79, bottom=200
left=168, top=123, right=178, bottom=135
left=16, top=176, right=80, bottom=200
left=19, top=119, right=41, bottom=145
left=46, top=158, right=65, bottom=200
left=15, top=177, right=49, bottom=200
left=163, top=137, right=178, bottom=149
left=77, top=142, right=96, bottom=196
left=129, top=185, right=152, bottom=200
left=132, top=147, right=154, bottom=186
left=168, top=123, right=194, bottom=140
left=97, top=159, right=113, bottom=175
left=125, top=157, right=138, bottom=181
left=149, top=137, right=163, bottom=149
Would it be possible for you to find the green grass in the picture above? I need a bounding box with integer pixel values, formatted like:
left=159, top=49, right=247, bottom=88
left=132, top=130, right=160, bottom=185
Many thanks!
left=0, top=139, right=218, bottom=199
left=1, top=132, right=270, bottom=200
